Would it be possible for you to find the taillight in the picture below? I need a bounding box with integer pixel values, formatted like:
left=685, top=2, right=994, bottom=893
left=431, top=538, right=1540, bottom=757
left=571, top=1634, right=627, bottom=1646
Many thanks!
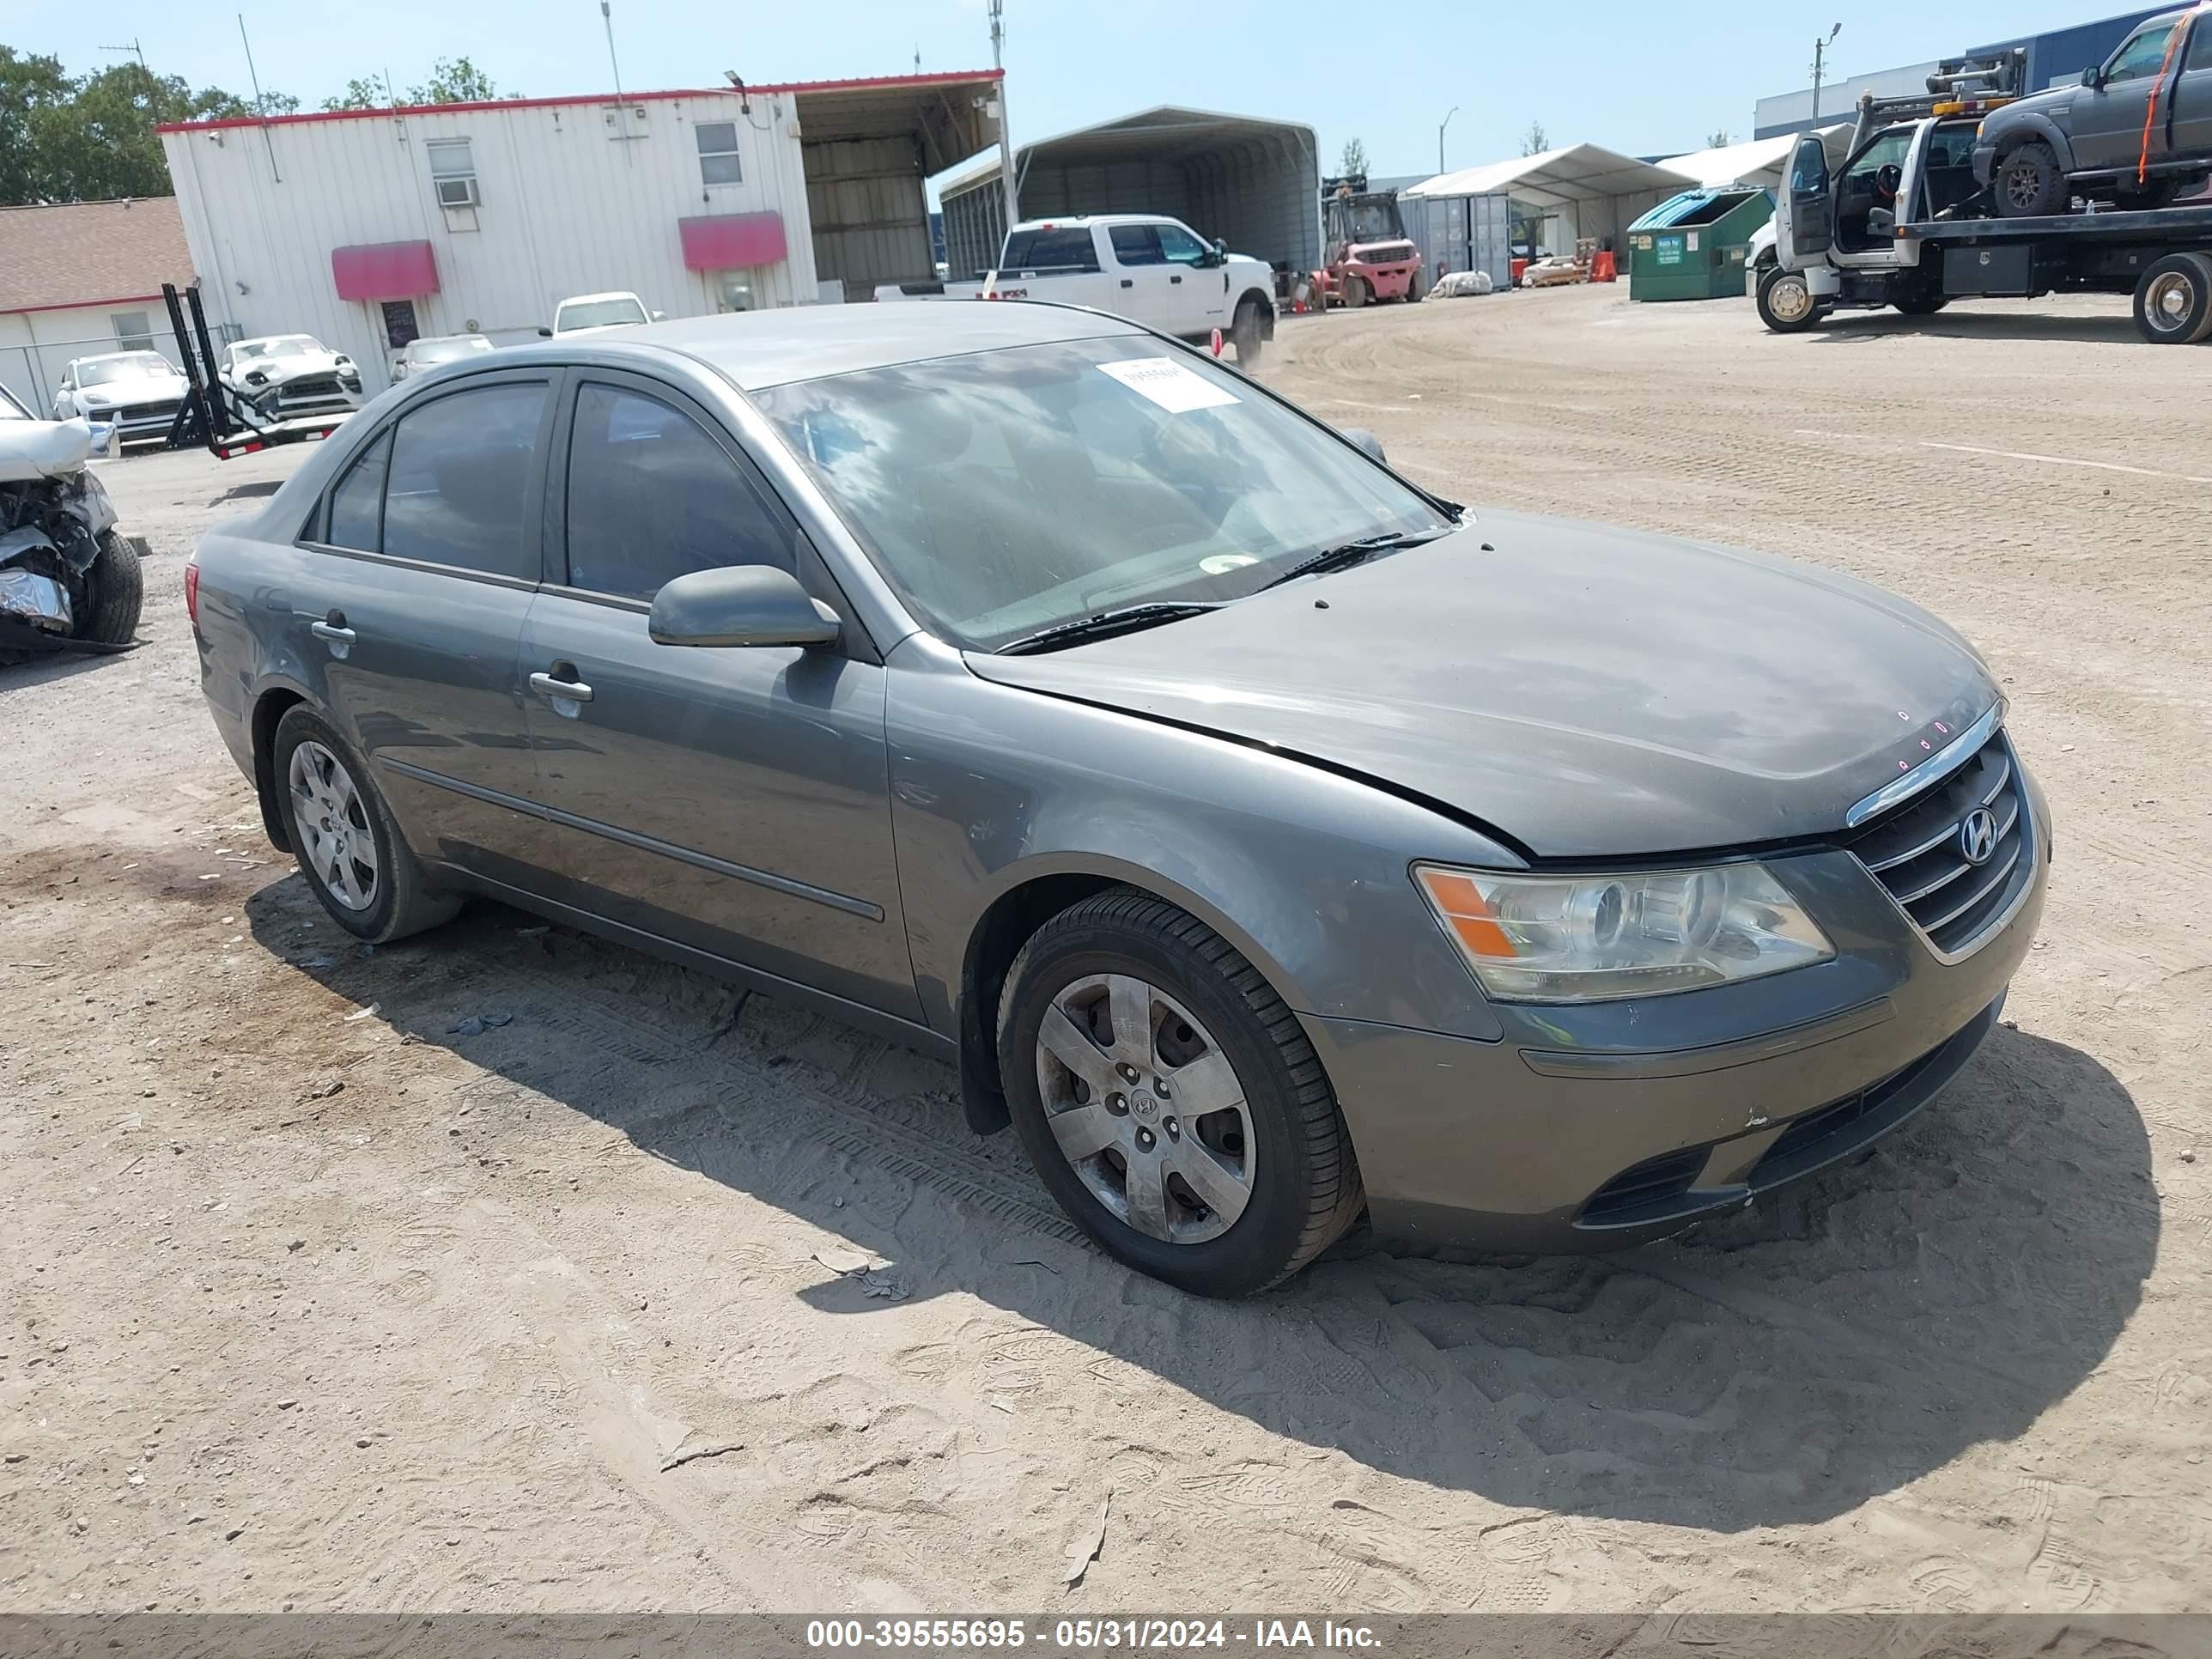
left=184, top=558, right=200, bottom=627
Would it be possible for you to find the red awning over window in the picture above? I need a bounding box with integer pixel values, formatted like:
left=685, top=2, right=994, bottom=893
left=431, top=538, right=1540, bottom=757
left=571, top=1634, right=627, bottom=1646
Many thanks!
left=331, top=240, right=440, bottom=301
left=678, top=211, right=788, bottom=271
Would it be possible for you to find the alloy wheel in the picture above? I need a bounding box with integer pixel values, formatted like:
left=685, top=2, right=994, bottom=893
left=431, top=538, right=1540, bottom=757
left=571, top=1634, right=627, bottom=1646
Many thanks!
left=288, top=739, right=380, bottom=912
left=1032, top=973, right=1255, bottom=1244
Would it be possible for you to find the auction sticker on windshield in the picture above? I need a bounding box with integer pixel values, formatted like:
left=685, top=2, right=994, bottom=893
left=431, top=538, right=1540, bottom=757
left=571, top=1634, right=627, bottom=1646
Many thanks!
left=1097, top=356, right=1241, bottom=413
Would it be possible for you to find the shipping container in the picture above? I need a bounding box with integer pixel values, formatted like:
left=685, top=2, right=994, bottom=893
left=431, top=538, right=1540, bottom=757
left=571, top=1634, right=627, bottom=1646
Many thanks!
left=1397, top=191, right=1514, bottom=292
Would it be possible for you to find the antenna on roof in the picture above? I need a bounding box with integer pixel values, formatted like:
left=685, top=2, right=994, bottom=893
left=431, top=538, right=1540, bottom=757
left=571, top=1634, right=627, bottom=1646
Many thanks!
left=235, top=15, right=283, bottom=183
left=601, top=2, right=636, bottom=155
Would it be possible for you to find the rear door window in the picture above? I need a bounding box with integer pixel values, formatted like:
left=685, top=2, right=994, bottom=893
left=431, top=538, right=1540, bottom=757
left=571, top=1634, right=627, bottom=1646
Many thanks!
left=1108, top=225, right=1164, bottom=266
left=325, top=431, right=391, bottom=552
left=562, top=382, right=800, bottom=600
left=999, top=227, right=1100, bottom=272
left=380, top=381, right=550, bottom=579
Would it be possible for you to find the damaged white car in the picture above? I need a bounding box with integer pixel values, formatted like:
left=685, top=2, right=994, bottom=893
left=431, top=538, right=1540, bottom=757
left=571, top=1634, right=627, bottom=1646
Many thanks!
left=0, top=384, right=144, bottom=666
left=217, top=334, right=365, bottom=421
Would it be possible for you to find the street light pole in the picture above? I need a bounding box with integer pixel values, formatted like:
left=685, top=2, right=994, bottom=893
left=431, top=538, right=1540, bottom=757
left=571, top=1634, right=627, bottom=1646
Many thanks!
left=1810, top=22, right=1842, bottom=124
left=1438, top=106, right=1459, bottom=175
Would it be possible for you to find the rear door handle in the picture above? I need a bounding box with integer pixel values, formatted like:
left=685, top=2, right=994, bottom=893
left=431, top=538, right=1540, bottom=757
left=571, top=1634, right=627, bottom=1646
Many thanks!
left=1120, top=277, right=1133, bottom=288
left=1170, top=274, right=1183, bottom=284
left=310, top=611, right=355, bottom=657
left=530, top=667, right=594, bottom=705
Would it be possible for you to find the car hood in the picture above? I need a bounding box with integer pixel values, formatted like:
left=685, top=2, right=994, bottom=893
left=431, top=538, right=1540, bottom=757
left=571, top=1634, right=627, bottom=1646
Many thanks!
left=964, top=513, right=1998, bottom=859
left=234, top=351, right=347, bottom=382
left=1988, top=85, right=2078, bottom=130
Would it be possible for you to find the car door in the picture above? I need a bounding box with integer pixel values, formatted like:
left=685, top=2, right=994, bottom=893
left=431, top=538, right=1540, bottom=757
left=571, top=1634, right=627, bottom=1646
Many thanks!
left=298, top=369, right=559, bottom=887
left=1777, top=133, right=1833, bottom=264
left=1105, top=224, right=1176, bottom=329
left=519, top=370, right=920, bottom=1020
left=1155, top=222, right=1227, bottom=334
left=2070, top=17, right=2183, bottom=171
left=2170, top=15, right=2212, bottom=161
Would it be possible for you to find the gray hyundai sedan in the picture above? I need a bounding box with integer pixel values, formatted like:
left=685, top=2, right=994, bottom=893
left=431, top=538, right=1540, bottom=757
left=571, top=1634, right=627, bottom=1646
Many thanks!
left=188, top=301, right=2048, bottom=1297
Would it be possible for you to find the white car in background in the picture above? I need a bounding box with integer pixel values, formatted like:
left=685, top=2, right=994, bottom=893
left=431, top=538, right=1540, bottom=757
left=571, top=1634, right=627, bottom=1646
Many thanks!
left=218, top=335, right=365, bottom=422
left=389, top=333, right=496, bottom=382
left=51, top=352, right=191, bottom=444
left=542, top=291, right=664, bottom=337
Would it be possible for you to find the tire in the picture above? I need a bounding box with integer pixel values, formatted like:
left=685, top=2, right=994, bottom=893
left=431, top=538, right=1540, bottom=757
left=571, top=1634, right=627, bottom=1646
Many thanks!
left=271, top=704, right=461, bottom=944
left=2132, top=251, right=2212, bottom=343
left=1892, top=291, right=1951, bottom=316
left=1231, top=297, right=1267, bottom=369
left=1993, top=142, right=2069, bottom=218
left=1403, top=271, right=1422, bottom=303
left=997, top=888, right=1364, bottom=1297
left=1755, top=264, right=1826, bottom=333
left=1341, top=274, right=1368, bottom=309
left=74, top=530, right=143, bottom=646
left=2110, top=179, right=2183, bottom=212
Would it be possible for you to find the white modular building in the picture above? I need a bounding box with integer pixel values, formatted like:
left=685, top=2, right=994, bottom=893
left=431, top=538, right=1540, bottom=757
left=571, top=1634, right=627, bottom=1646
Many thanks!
left=157, top=71, right=1003, bottom=391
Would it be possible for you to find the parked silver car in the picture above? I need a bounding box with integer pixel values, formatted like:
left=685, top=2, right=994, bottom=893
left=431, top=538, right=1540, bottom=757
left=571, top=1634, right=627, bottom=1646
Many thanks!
left=218, top=334, right=364, bottom=420
left=186, top=303, right=2048, bottom=1296
left=390, top=333, right=495, bottom=382
left=51, top=350, right=191, bottom=443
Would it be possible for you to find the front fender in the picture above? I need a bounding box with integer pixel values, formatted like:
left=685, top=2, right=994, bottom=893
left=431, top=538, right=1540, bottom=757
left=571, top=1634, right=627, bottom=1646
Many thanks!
left=1984, top=109, right=2078, bottom=173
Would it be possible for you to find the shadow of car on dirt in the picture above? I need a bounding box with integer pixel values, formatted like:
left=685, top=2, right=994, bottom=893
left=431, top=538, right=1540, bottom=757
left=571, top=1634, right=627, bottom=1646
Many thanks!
left=245, top=878, right=2156, bottom=1534
left=1806, top=308, right=2143, bottom=346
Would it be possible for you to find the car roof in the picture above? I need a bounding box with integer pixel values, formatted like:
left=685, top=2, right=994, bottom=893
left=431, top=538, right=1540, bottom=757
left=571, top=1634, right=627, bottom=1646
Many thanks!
left=558, top=291, right=644, bottom=306
left=1012, top=214, right=1173, bottom=230
left=70, top=350, right=171, bottom=367
left=595, top=301, right=1146, bottom=392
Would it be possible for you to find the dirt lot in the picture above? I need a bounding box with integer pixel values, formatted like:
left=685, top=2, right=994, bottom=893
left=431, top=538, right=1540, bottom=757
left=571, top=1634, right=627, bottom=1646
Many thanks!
left=3, top=284, right=2208, bottom=1617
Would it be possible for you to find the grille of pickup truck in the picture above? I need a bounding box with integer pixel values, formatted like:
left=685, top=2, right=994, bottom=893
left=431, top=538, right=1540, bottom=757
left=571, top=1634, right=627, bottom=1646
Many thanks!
left=1847, top=728, right=2033, bottom=959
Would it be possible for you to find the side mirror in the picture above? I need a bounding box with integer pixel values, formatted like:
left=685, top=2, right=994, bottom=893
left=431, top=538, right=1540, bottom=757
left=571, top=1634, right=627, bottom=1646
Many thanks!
left=650, top=309, right=665, bottom=321
left=536, top=325, right=553, bottom=337
left=1339, top=426, right=1388, bottom=465
left=2081, top=67, right=2100, bottom=87
left=649, top=564, right=842, bottom=649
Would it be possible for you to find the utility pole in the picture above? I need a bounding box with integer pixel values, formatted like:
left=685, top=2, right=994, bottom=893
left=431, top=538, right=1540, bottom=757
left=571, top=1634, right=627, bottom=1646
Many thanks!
left=1810, top=23, right=1842, bottom=124
left=989, top=0, right=1018, bottom=243
left=1438, top=106, right=1459, bottom=175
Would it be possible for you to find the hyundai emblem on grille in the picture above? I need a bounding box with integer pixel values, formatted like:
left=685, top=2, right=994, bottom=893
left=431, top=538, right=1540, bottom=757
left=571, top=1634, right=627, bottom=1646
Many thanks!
left=1958, top=806, right=1999, bottom=866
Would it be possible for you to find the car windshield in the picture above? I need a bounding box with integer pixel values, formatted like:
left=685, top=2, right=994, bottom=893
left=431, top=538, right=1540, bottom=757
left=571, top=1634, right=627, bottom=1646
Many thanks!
left=235, top=336, right=320, bottom=362
left=558, top=297, right=647, bottom=330
left=77, top=355, right=176, bottom=386
left=755, top=335, right=1450, bottom=651
left=412, top=336, right=494, bottom=363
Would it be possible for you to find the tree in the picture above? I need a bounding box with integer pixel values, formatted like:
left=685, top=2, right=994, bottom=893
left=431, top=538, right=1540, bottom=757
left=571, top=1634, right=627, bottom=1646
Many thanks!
left=253, top=90, right=301, bottom=117
left=321, top=76, right=389, bottom=112
left=3, top=58, right=285, bottom=205
left=1707, top=127, right=1732, bottom=148
left=1521, top=120, right=1548, bottom=157
left=404, top=57, right=510, bottom=106
left=1338, top=137, right=1368, bottom=181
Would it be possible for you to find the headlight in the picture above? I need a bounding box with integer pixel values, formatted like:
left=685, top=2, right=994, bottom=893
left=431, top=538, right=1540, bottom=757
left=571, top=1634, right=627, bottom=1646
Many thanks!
left=1413, top=861, right=1834, bottom=1003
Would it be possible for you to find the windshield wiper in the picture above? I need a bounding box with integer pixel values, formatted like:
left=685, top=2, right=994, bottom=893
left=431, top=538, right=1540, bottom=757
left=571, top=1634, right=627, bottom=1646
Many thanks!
left=994, top=602, right=1224, bottom=656
left=1260, top=529, right=1449, bottom=591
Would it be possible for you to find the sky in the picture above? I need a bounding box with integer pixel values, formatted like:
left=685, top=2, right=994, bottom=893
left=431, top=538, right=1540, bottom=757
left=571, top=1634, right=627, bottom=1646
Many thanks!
left=12, top=0, right=2132, bottom=179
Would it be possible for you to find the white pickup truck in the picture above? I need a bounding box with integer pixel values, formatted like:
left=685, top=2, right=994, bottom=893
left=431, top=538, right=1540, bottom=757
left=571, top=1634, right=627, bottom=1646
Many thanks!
left=878, top=215, right=1278, bottom=364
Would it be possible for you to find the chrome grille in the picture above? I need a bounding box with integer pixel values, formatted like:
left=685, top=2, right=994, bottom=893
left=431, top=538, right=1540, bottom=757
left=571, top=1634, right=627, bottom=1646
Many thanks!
left=1848, top=728, right=2033, bottom=958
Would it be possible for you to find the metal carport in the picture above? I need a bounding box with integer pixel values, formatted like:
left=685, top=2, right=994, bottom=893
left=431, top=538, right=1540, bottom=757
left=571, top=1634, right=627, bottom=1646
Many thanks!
left=1402, top=145, right=1698, bottom=254
left=937, top=106, right=1320, bottom=282
left=787, top=71, right=1003, bottom=300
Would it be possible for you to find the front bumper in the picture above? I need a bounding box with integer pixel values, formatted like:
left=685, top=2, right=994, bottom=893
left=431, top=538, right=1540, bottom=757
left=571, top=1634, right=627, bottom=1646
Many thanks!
left=1304, top=789, right=2051, bottom=1254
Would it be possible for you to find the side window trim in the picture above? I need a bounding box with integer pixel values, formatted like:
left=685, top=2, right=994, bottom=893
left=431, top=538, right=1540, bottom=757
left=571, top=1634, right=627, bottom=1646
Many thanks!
left=300, top=366, right=565, bottom=588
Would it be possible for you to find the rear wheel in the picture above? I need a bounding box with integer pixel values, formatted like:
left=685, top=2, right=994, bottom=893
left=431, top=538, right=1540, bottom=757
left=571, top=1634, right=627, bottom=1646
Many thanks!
left=998, top=889, right=1364, bottom=1297
left=1341, top=274, right=1368, bottom=309
left=2132, top=251, right=2212, bottom=343
left=2109, top=178, right=2183, bottom=212
left=1231, top=297, right=1267, bottom=368
left=1755, top=264, right=1826, bottom=333
left=273, top=705, right=460, bottom=943
left=1892, top=290, right=1951, bottom=316
left=1994, top=142, right=2069, bottom=218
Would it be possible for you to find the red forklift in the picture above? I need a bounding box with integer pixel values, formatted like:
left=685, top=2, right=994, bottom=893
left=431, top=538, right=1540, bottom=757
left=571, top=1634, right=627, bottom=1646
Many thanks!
left=1313, top=175, right=1424, bottom=308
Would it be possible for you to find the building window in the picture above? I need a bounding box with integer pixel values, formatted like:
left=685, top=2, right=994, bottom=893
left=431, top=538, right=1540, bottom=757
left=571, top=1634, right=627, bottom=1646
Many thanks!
left=696, top=122, right=742, bottom=186
left=111, top=311, right=154, bottom=352
left=427, top=138, right=479, bottom=208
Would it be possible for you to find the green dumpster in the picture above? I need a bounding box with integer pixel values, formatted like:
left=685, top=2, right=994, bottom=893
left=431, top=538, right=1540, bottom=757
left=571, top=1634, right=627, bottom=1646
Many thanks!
left=1626, top=187, right=1774, bottom=301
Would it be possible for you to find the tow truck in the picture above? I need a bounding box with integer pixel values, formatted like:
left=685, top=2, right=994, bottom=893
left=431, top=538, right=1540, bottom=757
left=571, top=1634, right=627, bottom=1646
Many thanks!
left=1758, top=48, right=2212, bottom=343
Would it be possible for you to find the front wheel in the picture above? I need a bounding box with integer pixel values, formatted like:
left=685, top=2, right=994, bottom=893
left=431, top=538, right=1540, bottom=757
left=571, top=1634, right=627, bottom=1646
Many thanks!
left=1341, top=274, right=1368, bottom=309
left=1231, top=298, right=1267, bottom=368
left=1993, top=142, right=2069, bottom=218
left=998, top=889, right=1364, bottom=1297
left=1755, top=264, right=1826, bottom=333
left=76, top=531, right=143, bottom=646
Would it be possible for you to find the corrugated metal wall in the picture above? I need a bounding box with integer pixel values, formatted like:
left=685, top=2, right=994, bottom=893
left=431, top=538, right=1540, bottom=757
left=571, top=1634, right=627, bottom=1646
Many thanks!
left=161, top=92, right=818, bottom=392
left=940, top=124, right=1320, bottom=278
left=805, top=135, right=933, bottom=300
left=1399, top=191, right=1512, bottom=289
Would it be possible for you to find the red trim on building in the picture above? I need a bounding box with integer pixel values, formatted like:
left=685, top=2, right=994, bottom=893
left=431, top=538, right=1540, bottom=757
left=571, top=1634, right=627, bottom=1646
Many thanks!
left=678, top=212, right=789, bottom=271
left=156, top=69, right=1003, bottom=135
left=2, top=292, right=169, bottom=317
left=332, top=240, right=440, bottom=301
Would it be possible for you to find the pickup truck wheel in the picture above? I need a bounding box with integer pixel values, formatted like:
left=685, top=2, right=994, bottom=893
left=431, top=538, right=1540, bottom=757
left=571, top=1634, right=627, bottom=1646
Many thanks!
left=998, top=888, right=1364, bottom=1297
left=1994, top=142, right=2069, bottom=218
left=273, top=705, right=461, bottom=943
left=2132, top=252, right=2212, bottom=343
left=1755, top=265, right=1825, bottom=333
left=1341, top=274, right=1368, bottom=309
left=1231, top=298, right=1267, bottom=368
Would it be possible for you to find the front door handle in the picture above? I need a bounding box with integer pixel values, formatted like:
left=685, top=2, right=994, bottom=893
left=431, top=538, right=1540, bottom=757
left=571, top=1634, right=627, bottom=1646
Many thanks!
left=1170, top=273, right=1183, bottom=284
left=1120, top=277, right=1133, bottom=288
left=530, top=666, right=594, bottom=706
